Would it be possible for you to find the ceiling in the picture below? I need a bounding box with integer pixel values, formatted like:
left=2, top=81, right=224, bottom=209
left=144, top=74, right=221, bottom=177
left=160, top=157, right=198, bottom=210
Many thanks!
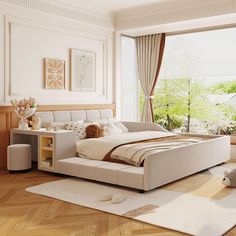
left=50, top=0, right=163, bottom=17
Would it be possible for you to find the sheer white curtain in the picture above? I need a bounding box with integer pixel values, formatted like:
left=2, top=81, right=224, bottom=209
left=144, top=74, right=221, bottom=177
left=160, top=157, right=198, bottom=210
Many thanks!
left=135, top=33, right=165, bottom=122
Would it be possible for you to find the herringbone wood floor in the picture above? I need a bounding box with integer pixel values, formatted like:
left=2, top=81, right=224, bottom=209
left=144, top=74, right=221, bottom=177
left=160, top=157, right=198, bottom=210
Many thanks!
left=0, top=169, right=236, bottom=236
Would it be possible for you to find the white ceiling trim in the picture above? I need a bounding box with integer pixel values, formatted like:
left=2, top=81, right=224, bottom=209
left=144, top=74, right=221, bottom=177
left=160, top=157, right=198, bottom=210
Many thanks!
left=1, top=0, right=236, bottom=35
left=0, top=0, right=115, bottom=30
left=115, top=0, right=236, bottom=31
left=122, top=13, right=236, bottom=37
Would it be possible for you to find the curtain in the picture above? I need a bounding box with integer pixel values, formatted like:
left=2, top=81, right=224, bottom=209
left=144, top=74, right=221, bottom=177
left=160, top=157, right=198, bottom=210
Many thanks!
left=135, top=33, right=165, bottom=122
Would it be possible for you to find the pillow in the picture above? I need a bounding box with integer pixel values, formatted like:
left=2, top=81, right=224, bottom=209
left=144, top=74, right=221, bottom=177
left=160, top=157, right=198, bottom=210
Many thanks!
left=65, top=122, right=88, bottom=140
left=85, top=119, right=108, bottom=124
left=114, top=122, right=129, bottom=133
left=86, top=124, right=104, bottom=138
left=101, top=122, right=122, bottom=136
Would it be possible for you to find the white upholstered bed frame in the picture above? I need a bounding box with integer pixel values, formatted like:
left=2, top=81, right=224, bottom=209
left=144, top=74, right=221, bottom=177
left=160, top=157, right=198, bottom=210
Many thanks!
left=36, top=109, right=230, bottom=192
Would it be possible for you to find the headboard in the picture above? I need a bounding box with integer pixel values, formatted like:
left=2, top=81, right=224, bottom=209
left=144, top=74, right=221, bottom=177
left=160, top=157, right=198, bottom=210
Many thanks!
left=35, top=109, right=114, bottom=124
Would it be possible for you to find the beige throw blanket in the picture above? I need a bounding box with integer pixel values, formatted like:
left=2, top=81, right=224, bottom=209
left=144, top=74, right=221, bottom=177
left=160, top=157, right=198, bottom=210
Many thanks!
left=108, top=138, right=202, bottom=166
left=76, top=131, right=176, bottom=160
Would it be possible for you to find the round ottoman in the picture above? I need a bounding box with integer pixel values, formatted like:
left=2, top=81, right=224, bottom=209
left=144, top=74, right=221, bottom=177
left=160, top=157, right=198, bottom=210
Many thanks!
left=7, top=144, right=31, bottom=171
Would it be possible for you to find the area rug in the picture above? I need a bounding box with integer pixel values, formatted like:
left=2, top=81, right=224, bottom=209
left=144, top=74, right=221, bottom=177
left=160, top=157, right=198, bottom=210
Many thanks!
left=26, top=163, right=236, bottom=236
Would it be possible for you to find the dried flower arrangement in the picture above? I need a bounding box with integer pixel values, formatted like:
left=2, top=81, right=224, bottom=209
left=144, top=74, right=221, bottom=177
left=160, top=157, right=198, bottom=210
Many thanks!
left=11, top=97, right=38, bottom=129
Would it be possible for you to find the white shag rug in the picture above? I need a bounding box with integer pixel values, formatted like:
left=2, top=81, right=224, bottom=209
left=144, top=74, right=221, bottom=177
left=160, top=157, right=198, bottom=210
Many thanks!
left=26, top=163, right=236, bottom=236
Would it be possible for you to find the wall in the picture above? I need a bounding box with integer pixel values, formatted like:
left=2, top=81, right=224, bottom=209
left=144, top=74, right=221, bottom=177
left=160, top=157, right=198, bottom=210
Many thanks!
left=0, top=1, right=115, bottom=168
left=0, top=1, right=114, bottom=105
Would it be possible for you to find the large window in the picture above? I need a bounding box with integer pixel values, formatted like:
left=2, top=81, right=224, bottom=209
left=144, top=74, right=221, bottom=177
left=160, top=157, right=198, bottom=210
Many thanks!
left=140, top=27, right=236, bottom=135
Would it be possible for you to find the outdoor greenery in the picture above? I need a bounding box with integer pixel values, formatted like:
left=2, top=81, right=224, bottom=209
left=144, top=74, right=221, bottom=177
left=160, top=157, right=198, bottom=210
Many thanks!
left=140, top=79, right=236, bottom=134
left=209, top=80, right=236, bottom=94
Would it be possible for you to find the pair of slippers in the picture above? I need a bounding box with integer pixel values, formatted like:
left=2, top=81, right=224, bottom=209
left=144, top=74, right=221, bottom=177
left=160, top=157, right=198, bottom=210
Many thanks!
left=99, top=192, right=126, bottom=204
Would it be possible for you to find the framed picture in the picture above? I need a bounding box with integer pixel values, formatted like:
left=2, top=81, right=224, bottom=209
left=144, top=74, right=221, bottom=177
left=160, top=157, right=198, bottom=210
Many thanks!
left=70, top=49, right=96, bottom=92
left=44, top=58, right=65, bottom=89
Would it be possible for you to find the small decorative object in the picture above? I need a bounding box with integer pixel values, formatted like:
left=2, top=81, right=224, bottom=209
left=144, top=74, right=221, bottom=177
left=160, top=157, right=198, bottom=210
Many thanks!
left=11, top=97, right=37, bottom=129
left=44, top=122, right=52, bottom=131
left=222, top=169, right=236, bottom=187
left=47, top=139, right=53, bottom=147
left=44, top=58, right=65, bottom=89
left=53, top=126, right=59, bottom=131
left=86, top=124, right=104, bottom=138
left=30, top=115, right=41, bottom=130
left=70, top=48, right=96, bottom=92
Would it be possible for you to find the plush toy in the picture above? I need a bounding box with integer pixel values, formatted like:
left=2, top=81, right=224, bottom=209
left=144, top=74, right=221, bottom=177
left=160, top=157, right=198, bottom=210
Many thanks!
left=86, top=124, right=104, bottom=138
left=30, top=115, right=41, bottom=130
left=222, top=169, right=236, bottom=187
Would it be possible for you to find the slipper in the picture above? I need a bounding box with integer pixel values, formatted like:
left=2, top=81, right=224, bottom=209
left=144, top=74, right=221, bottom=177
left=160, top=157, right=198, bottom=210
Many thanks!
left=99, top=192, right=113, bottom=201
left=111, top=193, right=126, bottom=204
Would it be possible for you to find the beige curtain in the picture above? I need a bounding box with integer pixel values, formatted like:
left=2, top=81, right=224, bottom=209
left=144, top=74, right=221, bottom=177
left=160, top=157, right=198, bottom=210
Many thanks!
left=135, top=33, right=165, bottom=122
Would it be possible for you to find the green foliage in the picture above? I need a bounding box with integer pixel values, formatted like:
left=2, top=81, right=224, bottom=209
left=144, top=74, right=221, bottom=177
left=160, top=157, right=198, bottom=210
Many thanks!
left=155, top=115, right=183, bottom=131
left=152, top=78, right=217, bottom=132
left=209, top=80, right=236, bottom=94
left=139, top=78, right=236, bottom=134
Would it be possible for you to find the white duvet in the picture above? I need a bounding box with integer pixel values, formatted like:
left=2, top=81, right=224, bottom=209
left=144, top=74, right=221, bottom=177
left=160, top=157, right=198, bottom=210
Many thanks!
left=76, top=131, right=176, bottom=161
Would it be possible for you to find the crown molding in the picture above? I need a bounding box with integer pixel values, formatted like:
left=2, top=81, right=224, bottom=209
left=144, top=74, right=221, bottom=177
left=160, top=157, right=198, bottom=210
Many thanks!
left=0, top=0, right=115, bottom=30
left=115, top=0, right=236, bottom=31
left=46, top=0, right=113, bottom=19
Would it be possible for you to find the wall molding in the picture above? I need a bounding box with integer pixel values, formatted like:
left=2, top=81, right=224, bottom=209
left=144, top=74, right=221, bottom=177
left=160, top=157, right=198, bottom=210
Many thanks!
left=4, top=14, right=111, bottom=104
left=0, top=0, right=114, bottom=30
left=115, top=0, right=236, bottom=31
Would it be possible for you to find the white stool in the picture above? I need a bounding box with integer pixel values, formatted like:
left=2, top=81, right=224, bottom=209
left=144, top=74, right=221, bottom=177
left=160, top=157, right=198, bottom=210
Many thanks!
left=7, top=144, right=31, bottom=171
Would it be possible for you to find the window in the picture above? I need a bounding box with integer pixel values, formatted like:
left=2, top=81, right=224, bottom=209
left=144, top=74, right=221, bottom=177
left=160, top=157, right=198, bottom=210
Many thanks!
left=140, top=28, right=236, bottom=135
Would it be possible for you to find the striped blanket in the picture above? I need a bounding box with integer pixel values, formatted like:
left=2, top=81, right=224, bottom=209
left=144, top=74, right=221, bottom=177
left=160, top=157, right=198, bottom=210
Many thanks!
left=105, top=137, right=204, bottom=166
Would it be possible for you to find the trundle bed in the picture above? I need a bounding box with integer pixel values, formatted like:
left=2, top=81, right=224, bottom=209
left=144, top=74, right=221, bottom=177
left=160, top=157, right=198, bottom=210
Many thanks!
left=16, top=109, right=231, bottom=192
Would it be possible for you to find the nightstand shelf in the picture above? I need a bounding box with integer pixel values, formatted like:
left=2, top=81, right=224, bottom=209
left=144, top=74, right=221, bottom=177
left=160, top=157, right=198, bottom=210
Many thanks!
left=10, top=128, right=76, bottom=172
left=40, top=136, right=54, bottom=170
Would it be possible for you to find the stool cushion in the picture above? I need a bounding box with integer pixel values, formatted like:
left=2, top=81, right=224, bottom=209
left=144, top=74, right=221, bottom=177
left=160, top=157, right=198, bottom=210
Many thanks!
left=8, top=144, right=31, bottom=171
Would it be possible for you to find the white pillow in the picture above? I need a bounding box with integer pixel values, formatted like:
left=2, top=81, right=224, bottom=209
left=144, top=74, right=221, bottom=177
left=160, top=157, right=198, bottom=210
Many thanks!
left=65, top=122, right=88, bottom=140
left=114, top=122, right=129, bottom=133
left=85, top=119, right=108, bottom=124
left=101, top=123, right=122, bottom=136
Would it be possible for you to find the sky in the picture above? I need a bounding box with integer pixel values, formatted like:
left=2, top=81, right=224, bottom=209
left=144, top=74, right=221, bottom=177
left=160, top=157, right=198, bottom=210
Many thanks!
left=160, top=27, right=236, bottom=85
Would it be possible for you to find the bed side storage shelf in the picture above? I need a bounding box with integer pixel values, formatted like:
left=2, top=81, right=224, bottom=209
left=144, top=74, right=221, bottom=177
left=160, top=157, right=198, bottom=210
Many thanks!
left=38, top=131, right=76, bottom=173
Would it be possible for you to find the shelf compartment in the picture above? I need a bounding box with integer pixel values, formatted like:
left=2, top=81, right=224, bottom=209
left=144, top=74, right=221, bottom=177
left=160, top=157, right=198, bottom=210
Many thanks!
left=40, top=136, right=53, bottom=149
left=40, top=135, right=54, bottom=169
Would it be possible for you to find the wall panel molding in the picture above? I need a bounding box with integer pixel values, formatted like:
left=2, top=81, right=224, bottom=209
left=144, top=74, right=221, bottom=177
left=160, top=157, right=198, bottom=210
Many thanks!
left=0, top=0, right=114, bottom=30
left=4, top=14, right=112, bottom=104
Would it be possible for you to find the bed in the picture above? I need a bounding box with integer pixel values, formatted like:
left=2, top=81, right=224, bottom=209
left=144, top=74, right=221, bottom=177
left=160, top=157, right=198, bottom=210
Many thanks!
left=36, top=109, right=230, bottom=192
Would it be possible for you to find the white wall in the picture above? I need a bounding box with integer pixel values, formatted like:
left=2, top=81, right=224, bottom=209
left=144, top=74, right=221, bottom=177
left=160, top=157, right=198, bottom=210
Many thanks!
left=0, top=2, right=114, bottom=105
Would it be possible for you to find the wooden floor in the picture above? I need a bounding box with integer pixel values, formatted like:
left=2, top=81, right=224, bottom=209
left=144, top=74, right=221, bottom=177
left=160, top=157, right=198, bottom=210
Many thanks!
left=0, top=169, right=235, bottom=236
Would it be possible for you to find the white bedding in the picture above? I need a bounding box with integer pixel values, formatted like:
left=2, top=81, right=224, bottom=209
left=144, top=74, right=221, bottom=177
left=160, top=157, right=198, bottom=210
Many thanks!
left=76, top=131, right=176, bottom=161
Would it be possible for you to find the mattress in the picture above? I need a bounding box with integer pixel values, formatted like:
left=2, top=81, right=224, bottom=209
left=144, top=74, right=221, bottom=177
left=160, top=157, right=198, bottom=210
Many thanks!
left=76, top=131, right=209, bottom=166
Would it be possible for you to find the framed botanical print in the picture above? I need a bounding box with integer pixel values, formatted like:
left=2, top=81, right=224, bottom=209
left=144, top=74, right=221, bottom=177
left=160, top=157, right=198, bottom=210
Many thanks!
left=70, top=49, right=96, bottom=92
left=44, top=58, right=65, bottom=89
